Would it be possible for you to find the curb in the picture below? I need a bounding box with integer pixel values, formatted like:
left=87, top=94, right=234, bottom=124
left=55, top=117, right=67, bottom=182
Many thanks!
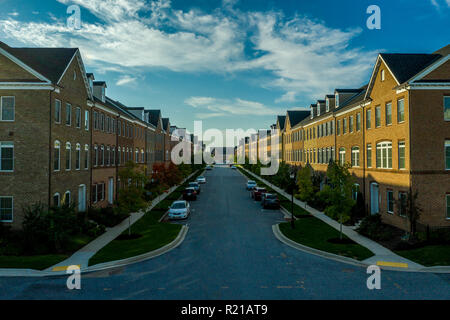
left=273, top=223, right=450, bottom=273
left=0, top=220, right=189, bottom=278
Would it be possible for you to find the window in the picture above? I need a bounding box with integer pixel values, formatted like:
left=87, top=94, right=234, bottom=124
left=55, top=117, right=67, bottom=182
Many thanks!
left=387, top=190, right=394, bottom=214
left=141, top=149, right=145, bottom=163
left=366, top=109, right=371, bottom=129
left=118, top=147, right=121, bottom=165
left=65, top=103, right=72, bottom=126
left=0, top=142, right=14, bottom=172
left=398, top=141, right=406, bottom=169
left=64, top=191, right=71, bottom=205
left=339, top=148, right=345, bottom=165
left=0, top=197, right=13, bottom=222
left=367, top=144, right=372, bottom=168
left=75, top=144, right=81, bottom=170
left=93, top=111, right=98, bottom=130
left=447, top=194, right=450, bottom=219
left=381, top=69, right=385, bottom=81
left=54, top=141, right=60, bottom=171
left=85, top=110, right=89, bottom=131
left=399, top=192, right=407, bottom=217
left=385, top=102, right=392, bottom=125
left=92, top=185, right=97, bottom=203
left=112, top=147, right=116, bottom=166
left=94, top=145, right=98, bottom=167
left=356, top=113, right=361, bottom=131
left=398, top=98, right=405, bottom=123
left=342, top=118, right=347, bottom=134
left=101, top=145, right=105, bottom=166
left=1, top=96, right=14, bottom=121
left=65, top=142, right=71, bottom=170
left=375, top=106, right=381, bottom=127
left=55, top=99, right=61, bottom=123
left=75, top=107, right=81, bottom=128
left=118, top=120, right=121, bottom=136
left=53, top=193, right=60, bottom=207
left=444, top=97, right=450, bottom=121
left=376, top=142, right=392, bottom=169
left=84, top=145, right=89, bottom=170
left=349, top=116, right=353, bottom=133
left=445, top=140, right=450, bottom=170
left=106, top=146, right=110, bottom=166
left=101, top=114, right=105, bottom=131
left=337, top=120, right=341, bottom=135
left=351, top=147, right=360, bottom=167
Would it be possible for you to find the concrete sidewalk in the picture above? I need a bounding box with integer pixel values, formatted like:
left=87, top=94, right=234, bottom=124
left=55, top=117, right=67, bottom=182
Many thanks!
left=46, top=170, right=200, bottom=272
left=240, top=167, right=426, bottom=271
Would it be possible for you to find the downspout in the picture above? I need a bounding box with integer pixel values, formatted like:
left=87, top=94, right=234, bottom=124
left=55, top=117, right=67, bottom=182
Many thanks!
left=116, top=114, right=120, bottom=201
left=90, top=102, right=93, bottom=208
left=362, top=103, right=366, bottom=215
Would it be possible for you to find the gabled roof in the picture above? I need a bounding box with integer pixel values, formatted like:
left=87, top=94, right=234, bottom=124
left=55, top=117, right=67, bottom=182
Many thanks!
left=380, top=53, right=441, bottom=84
left=336, top=85, right=368, bottom=112
left=277, top=115, right=286, bottom=130
left=145, top=109, right=161, bottom=127
left=286, top=110, right=310, bottom=127
left=0, top=41, right=77, bottom=83
left=162, top=118, right=170, bottom=131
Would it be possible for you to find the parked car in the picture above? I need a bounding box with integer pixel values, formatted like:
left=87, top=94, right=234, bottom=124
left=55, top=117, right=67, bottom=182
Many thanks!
left=196, top=176, right=206, bottom=184
left=261, top=193, right=280, bottom=209
left=168, top=200, right=190, bottom=220
left=246, top=180, right=257, bottom=190
left=231, top=165, right=237, bottom=169
left=252, top=187, right=267, bottom=201
left=182, top=187, right=197, bottom=200
left=188, top=181, right=201, bottom=194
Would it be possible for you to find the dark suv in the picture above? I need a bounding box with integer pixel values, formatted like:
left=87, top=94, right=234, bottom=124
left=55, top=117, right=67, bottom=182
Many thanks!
left=188, top=182, right=201, bottom=195
left=183, top=187, right=197, bottom=200
left=261, top=193, right=280, bottom=209
left=251, top=187, right=267, bottom=201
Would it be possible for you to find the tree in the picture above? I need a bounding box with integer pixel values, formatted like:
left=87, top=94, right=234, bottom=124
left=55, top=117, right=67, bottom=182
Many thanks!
left=321, top=160, right=355, bottom=239
left=396, top=189, right=422, bottom=239
left=117, top=161, right=148, bottom=214
left=296, top=164, right=315, bottom=205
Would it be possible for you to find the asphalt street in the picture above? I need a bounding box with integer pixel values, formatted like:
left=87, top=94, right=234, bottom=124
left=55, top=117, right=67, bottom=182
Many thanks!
left=0, top=166, right=449, bottom=299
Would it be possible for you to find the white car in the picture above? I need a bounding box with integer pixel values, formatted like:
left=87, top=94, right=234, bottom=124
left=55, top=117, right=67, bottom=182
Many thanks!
left=196, top=176, right=206, bottom=184
left=168, top=200, right=190, bottom=220
left=246, top=180, right=257, bottom=190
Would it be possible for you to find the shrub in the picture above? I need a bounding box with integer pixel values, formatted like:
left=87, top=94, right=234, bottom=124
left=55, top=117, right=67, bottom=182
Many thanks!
left=88, top=206, right=129, bottom=228
left=357, top=214, right=396, bottom=241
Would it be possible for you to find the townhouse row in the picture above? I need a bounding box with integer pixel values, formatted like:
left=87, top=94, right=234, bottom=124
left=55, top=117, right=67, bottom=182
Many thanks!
left=0, top=41, right=193, bottom=229
left=239, top=44, right=450, bottom=231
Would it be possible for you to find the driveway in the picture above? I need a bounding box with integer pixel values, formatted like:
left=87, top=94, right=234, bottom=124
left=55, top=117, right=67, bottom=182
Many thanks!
left=0, top=166, right=449, bottom=299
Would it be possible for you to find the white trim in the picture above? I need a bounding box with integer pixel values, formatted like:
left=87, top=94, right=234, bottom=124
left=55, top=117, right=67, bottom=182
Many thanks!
left=0, top=84, right=55, bottom=90
left=53, top=192, right=61, bottom=207
left=301, top=114, right=333, bottom=128
left=0, top=141, right=14, bottom=172
left=409, top=54, right=450, bottom=83
left=94, top=102, right=119, bottom=117
left=0, top=47, right=51, bottom=83
left=334, top=104, right=364, bottom=117
left=0, top=196, right=13, bottom=223
left=407, top=84, right=450, bottom=90
left=365, top=54, right=400, bottom=100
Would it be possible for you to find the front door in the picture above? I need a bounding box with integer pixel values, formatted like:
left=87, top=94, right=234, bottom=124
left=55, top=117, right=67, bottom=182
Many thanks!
left=78, top=185, right=86, bottom=212
left=370, top=183, right=379, bottom=215
left=108, top=178, right=114, bottom=204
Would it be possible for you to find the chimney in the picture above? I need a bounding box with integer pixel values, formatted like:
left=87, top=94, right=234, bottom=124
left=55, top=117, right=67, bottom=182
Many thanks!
left=86, top=73, right=95, bottom=95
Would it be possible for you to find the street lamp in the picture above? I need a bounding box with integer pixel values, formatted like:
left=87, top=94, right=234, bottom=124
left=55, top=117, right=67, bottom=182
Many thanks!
left=290, top=168, right=297, bottom=229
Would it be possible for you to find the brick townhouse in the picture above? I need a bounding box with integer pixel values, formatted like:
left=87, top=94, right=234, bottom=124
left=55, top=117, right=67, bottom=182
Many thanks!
left=0, top=42, right=92, bottom=228
left=0, top=41, right=180, bottom=227
left=253, top=44, right=450, bottom=231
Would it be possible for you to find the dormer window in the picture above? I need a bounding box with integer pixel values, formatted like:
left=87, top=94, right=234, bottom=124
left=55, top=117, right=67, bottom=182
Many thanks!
left=335, top=94, right=339, bottom=108
left=317, top=105, right=321, bottom=116
left=326, top=99, right=329, bottom=112
left=101, top=87, right=105, bottom=102
left=310, top=109, right=314, bottom=119
left=381, top=69, right=385, bottom=81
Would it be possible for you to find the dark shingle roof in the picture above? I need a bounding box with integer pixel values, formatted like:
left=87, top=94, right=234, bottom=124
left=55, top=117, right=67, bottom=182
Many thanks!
left=277, top=115, right=286, bottom=130
left=162, top=118, right=170, bottom=131
left=287, top=110, right=310, bottom=127
left=380, top=53, right=441, bottom=84
left=0, top=41, right=77, bottom=83
left=145, top=110, right=161, bottom=127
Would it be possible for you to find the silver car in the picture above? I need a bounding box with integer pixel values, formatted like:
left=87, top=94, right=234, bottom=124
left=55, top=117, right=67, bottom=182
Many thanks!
left=196, top=176, right=206, bottom=184
left=168, top=200, right=190, bottom=220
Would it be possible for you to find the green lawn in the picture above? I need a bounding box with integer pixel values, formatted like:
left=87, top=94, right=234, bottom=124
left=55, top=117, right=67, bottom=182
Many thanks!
left=279, top=219, right=374, bottom=261
left=395, top=245, right=450, bottom=267
left=89, top=169, right=204, bottom=266
left=0, top=254, right=69, bottom=270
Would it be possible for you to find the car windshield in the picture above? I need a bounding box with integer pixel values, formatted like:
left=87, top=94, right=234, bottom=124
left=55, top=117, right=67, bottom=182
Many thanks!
left=171, top=202, right=186, bottom=209
left=198, top=176, right=204, bottom=179
left=248, top=181, right=256, bottom=184
left=266, top=194, right=277, bottom=199
left=185, top=188, right=194, bottom=192
left=258, top=188, right=266, bottom=192
left=189, top=182, right=198, bottom=186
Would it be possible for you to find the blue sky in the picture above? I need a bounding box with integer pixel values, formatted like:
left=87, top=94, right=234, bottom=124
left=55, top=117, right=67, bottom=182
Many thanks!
left=0, top=0, right=449, bottom=146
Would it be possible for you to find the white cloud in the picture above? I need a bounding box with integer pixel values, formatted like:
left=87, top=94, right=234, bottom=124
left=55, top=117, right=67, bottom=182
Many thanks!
left=8, top=12, right=19, bottom=17
left=185, top=96, right=285, bottom=118
left=0, top=0, right=377, bottom=102
left=116, top=75, right=137, bottom=86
